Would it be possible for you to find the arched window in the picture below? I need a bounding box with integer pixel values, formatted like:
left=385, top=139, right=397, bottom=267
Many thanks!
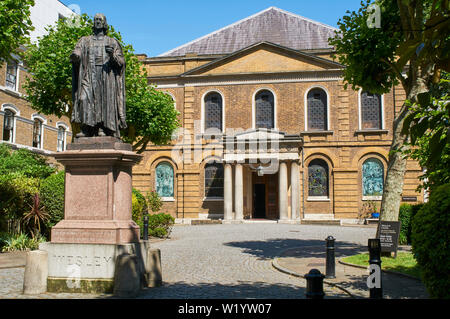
left=204, top=92, right=223, bottom=132
left=362, top=158, right=384, bottom=197
left=255, top=90, right=274, bottom=129
left=57, top=126, right=66, bottom=152
left=361, top=91, right=382, bottom=129
left=2, top=109, right=15, bottom=142
left=307, top=88, right=327, bottom=131
left=308, top=159, right=329, bottom=197
left=204, top=162, right=224, bottom=198
left=156, top=162, right=174, bottom=198
left=32, top=118, right=43, bottom=149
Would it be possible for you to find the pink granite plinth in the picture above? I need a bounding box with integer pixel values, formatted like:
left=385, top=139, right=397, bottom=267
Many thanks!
left=51, top=138, right=143, bottom=244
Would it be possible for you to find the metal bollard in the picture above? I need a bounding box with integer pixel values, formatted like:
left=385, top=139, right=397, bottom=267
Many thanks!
left=305, top=269, right=325, bottom=299
left=368, top=238, right=383, bottom=299
left=325, top=236, right=336, bottom=279
left=143, top=210, right=149, bottom=241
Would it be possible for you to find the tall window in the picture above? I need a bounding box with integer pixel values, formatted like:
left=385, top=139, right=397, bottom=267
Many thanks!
left=362, top=158, right=384, bottom=197
left=2, top=109, right=15, bottom=142
left=57, top=126, right=66, bottom=152
left=204, top=92, right=223, bottom=132
left=307, top=88, right=327, bottom=131
left=6, top=61, right=18, bottom=91
left=156, top=162, right=174, bottom=198
left=255, top=90, right=274, bottom=129
left=361, top=91, right=382, bottom=129
left=204, top=162, right=224, bottom=198
left=308, top=159, right=329, bottom=197
left=32, top=119, right=43, bottom=149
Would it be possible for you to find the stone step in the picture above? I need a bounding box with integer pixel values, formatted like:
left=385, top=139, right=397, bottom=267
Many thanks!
left=191, top=219, right=223, bottom=225
left=300, top=219, right=341, bottom=226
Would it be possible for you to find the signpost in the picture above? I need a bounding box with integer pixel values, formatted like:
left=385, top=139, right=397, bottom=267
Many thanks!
left=377, top=221, right=401, bottom=258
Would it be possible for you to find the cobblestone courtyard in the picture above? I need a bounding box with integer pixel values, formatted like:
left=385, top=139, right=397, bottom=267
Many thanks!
left=0, top=223, right=377, bottom=299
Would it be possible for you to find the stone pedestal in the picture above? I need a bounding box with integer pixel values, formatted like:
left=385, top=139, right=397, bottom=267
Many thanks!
left=51, top=137, right=142, bottom=244
left=40, top=137, right=149, bottom=293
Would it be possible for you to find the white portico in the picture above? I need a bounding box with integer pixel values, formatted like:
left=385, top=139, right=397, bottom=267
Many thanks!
left=222, top=129, right=303, bottom=223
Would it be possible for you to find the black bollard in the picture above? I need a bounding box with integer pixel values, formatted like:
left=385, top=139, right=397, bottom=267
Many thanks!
left=143, top=210, right=149, bottom=241
left=305, top=269, right=325, bottom=299
left=368, top=238, right=383, bottom=299
left=325, top=236, right=336, bottom=279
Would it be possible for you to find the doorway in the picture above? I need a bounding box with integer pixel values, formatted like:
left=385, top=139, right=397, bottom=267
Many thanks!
left=253, top=184, right=266, bottom=218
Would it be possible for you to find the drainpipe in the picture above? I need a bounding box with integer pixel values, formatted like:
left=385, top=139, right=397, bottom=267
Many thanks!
left=301, top=147, right=305, bottom=220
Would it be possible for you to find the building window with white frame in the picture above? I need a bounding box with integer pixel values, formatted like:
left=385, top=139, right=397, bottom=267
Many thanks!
left=307, top=88, right=328, bottom=131
left=255, top=90, right=275, bottom=129
left=32, top=119, right=43, bottom=149
left=361, top=91, right=382, bottom=130
left=2, top=109, right=15, bottom=142
left=362, top=158, right=384, bottom=198
left=204, top=92, right=223, bottom=132
left=57, top=126, right=66, bottom=152
left=6, top=60, right=18, bottom=91
left=155, top=162, right=174, bottom=198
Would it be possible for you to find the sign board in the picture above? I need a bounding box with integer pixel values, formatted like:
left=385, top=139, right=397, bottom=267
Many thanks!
left=402, top=196, right=417, bottom=202
left=377, top=221, right=401, bottom=256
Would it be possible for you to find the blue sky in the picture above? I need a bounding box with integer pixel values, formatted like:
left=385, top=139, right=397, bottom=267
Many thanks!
left=60, top=0, right=362, bottom=56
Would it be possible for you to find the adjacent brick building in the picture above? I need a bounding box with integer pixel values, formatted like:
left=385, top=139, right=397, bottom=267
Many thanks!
left=0, top=0, right=74, bottom=157
left=133, top=7, right=424, bottom=224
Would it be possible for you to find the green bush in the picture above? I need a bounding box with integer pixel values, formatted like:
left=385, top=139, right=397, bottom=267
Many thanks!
left=411, top=183, right=450, bottom=298
left=40, top=170, right=65, bottom=238
left=0, top=232, right=46, bottom=252
left=399, top=204, right=413, bottom=245
left=148, top=213, right=175, bottom=238
left=132, top=188, right=147, bottom=230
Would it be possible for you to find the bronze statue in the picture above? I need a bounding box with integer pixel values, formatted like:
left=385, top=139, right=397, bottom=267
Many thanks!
left=70, top=13, right=126, bottom=138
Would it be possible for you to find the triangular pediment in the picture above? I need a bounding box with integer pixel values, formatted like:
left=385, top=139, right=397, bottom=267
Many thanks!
left=234, top=128, right=286, bottom=141
left=182, top=42, right=343, bottom=76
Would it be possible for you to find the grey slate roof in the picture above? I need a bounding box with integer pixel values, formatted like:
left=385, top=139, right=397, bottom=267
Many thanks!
left=159, top=7, right=339, bottom=57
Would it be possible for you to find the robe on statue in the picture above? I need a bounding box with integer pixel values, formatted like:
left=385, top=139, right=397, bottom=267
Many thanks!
left=71, top=35, right=126, bottom=137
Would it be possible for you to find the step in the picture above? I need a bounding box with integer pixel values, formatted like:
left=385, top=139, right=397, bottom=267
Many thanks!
left=300, top=219, right=341, bottom=226
left=191, top=219, right=223, bottom=225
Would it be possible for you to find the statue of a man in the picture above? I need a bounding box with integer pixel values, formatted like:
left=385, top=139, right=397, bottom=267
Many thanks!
left=70, top=13, right=126, bottom=138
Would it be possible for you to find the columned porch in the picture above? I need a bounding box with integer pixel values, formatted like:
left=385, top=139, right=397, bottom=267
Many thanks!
left=222, top=129, right=303, bottom=224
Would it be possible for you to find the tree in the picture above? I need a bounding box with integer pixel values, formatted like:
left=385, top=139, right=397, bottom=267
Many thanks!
left=329, top=0, right=450, bottom=225
left=0, top=0, right=35, bottom=66
left=22, top=14, right=180, bottom=153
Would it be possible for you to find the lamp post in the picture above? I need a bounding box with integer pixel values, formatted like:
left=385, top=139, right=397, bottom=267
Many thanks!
left=368, top=238, right=382, bottom=299
left=143, top=209, right=149, bottom=241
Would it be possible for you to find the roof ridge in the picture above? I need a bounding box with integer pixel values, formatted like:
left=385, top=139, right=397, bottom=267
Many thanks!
left=158, top=7, right=336, bottom=57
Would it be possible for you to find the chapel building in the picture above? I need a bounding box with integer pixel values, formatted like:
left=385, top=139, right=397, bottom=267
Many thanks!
left=134, top=7, right=424, bottom=224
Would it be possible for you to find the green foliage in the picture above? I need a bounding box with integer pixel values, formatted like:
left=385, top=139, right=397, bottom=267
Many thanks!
left=0, top=0, right=35, bottom=65
left=398, top=203, right=420, bottom=245
left=403, top=76, right=450, bottom=191
left=147, top=213, right=175, bottom=238
left=0, top=144, right=56, bottom=179
left=40, top=171, right=65, bottom=237
left=411, top=183, right=450, bottom=298
left=22, top=14, right=180, bottom=152
left=0, top=232, right=45, bottom=252
left=328, top=0, right=403, bottom=93
left=132, top=188, right=147, bottom=229
left=146, top=191, right=163, bottom=213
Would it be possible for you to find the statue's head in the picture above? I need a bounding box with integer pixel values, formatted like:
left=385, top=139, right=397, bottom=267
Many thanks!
left=93, top=13, right=108, bottom=34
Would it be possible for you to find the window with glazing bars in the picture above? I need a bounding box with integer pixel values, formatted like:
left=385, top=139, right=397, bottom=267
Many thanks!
left=2, top=109, right=14, bottom=142
left=205, top=93, right=222, bottom=131
left=6, top=61, right=18, bottom=91
left=32, top=119, right=42, bottom=149
left=57, top=126, right=66, bottom=152
left=205, top=162, right=224, bottom=198
left=307, top=89, right=327, bottom=130
left=361, top=91, right=382, bottom=129
left=255, top=90, right=274, bottom=129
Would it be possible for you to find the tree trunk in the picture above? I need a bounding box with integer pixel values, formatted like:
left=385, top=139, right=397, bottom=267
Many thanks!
left=377, top=66, right=433, bottom=236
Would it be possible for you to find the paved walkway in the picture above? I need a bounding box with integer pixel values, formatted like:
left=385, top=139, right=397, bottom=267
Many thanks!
left=0, top=223, right=428, bottom=299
